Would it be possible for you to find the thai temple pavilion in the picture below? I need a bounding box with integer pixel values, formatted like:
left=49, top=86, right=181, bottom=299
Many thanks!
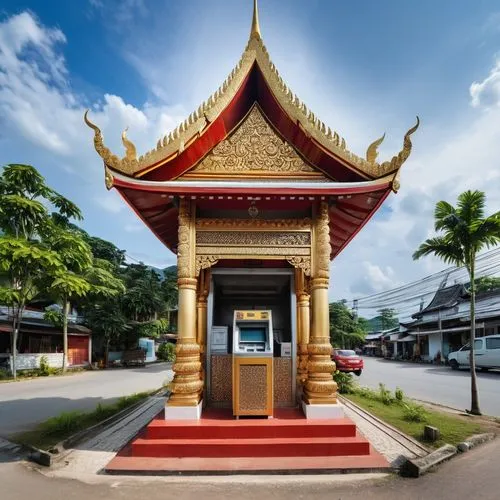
left=86, top=0, right=417, bottom=435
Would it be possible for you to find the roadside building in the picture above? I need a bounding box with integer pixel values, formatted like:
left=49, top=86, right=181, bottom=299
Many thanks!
left=401, top=284, right=500, bottom=362
left=0, top=306, right=92, bottom=372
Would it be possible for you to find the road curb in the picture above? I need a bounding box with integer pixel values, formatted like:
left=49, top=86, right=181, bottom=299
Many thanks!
left=457, top=433, right=495, bottom=453
left=399, top=444, right=457, bottom=478
left=26, top=389, right=169, bottom=467
left=61, top=389, right=168, bottom=451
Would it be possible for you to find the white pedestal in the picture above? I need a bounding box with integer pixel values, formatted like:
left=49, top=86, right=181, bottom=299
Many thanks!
left=301, top=401, right=345, bottom=419
left=165, top=400, right=203, bottom=420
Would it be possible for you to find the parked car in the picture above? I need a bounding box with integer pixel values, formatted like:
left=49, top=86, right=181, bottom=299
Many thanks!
left=448, top=335, right=500, bottom=371
left=332, top=348, right=364, bottom=376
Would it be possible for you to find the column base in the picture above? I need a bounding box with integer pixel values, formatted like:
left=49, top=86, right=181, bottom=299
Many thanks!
left=165, top=400, right=203, bottom=420
left=301, top=401, right=344, bottom=419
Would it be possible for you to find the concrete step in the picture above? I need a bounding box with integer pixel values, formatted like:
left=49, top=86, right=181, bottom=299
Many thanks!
left=106, top=453, right=390, bottom=475
left=146, top=417, right=357, bottom=440
left=131, top=435, right=371, bottom=458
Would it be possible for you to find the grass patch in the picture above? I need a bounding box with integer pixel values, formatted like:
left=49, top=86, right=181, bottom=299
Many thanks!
left=0, top=367, right=86, bottom=384
left=345, top=392, right=485, bottom=448
left=12, top=391, right=154, bottom=451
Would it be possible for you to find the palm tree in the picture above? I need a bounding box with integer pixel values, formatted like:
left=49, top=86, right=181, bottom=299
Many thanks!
left=413, top=190, right=500, bottom=415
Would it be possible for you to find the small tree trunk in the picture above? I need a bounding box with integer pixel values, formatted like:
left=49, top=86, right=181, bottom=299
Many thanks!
left=469, top=258, right=481, bottom=415
left=11, top=302, right=24, bottom=380
left=104, top=336, right=110, bottom=368
left=11, top=314, right=18, bottom=380
left=62, top=299, right=70, bottom=373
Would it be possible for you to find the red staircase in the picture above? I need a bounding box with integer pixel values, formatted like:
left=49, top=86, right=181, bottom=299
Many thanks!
left=106, top=408, right=389, bottom=475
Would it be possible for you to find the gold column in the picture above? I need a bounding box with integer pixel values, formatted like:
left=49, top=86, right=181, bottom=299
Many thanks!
left=303, top=201, right=337, bottom=405
left=295, top=268, right=310, bottom=386
left=197, top=269, right=210, bottom=387
left=168, top=199, right=204, bottom=407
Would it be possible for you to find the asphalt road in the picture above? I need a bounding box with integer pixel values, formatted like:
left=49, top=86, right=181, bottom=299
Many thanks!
left=358, top=357, right=500, bottom=416
left=0, top=363, right=172, bottom=436
left=1, top=437, right=499, bottom=499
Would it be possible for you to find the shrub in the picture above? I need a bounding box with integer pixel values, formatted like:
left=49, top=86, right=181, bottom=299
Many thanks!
left=0, top=368, right=11, bottom=380
left=158, top=342, right=176, bottom=362
left=333, top=370, right=355, bottom=394
left=354, top=386, right=379, bottom=400
left=378, top=383, right=394, bottom=405
left=402, top=402, right=428, bottom=423
left=39, top=356, right=50, bottom=376
left=39, top=411, right=85, bottom=437
left=395, top=387, right=405, bottom=402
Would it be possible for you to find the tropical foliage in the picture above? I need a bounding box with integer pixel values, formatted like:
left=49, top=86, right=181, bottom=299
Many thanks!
left=413, top=190, right=500, bottom=415
left=329, top=301, right=366, bottom=349
left=0, top=164, right=178, bottom=374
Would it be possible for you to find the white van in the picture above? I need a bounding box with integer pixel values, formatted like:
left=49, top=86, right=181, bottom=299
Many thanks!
left=448, top=335, right=500, bottom=371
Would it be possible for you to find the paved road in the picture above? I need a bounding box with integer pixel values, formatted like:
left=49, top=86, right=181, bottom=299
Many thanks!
left=358, top=357, right=500, bottom=416
left=0, top=363, right=172, bottom=436
left=1, top=437, right=499, bottom=499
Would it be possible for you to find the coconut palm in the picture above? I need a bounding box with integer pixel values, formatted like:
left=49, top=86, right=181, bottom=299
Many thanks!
left=413, top=190, right=500, bottom=415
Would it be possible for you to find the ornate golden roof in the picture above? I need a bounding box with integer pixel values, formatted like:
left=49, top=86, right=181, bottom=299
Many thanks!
left=181, top=105, right=327, bottom=180
left=85, top=0, right=419, bottom=180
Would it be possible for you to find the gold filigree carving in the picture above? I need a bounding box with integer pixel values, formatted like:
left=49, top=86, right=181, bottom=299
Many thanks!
left=85, top=19, right=419, bottom=180
left=188, top=106, right=315, bottom=176
left=195, top=256, right=219, bottom=276
left=286, top=256, right=311, bottom=277
left=104, top=167, right=114, bottom=190
left=314, top=202, right=330, bottom=280
left=168, top=337, right=203, bottom=404
left=196, top=231, right=310, bottom=246
left=177, top=200, right=193, bottom=279
left=196, top=246, right=310, bottom=257
left=196, top=218, right=312, bottom=230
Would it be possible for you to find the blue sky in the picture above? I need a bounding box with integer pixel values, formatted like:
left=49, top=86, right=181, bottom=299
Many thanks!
left=2, top=0, right=500, bottom=312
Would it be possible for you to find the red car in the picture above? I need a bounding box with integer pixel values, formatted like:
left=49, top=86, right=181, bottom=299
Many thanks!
left=332, top=349, right=364, bottom=376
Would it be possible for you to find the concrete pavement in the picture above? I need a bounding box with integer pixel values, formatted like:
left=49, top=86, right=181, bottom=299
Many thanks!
left=358, top=357, right=500, bottom=416
left=1, top=438, right=499, bottom=499
left=0, top=363, right=172, bottom=435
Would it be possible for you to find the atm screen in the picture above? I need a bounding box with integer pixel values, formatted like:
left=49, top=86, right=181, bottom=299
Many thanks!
left=240, top=327, right=266, bottom=343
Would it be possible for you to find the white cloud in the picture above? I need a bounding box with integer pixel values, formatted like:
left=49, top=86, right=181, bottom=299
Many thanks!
left=470, top=59, right=500, bottom=108
left=350, top=262, right=401, bottom=296
left=2, top=9, right=500, bottom=320
left=0, top=11, right=178, bottom=269
left=333, top=57, right=500, bottom=312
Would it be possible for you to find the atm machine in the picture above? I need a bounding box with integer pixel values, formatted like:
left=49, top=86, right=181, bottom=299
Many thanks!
left=232, top=310, right=273, bottom=417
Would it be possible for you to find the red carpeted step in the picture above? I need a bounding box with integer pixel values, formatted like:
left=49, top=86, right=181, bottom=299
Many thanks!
left=106, top=453, right=390, bottom=475
left=131, top=436, right=371, bottom=458
left=146, top=418, right=357, bottom=440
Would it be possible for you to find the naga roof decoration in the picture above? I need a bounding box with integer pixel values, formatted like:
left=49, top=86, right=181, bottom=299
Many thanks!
left=84, top=0, right=419, bottom=185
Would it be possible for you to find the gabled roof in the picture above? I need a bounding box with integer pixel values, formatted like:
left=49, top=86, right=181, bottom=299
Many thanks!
left=412, top=284, right=468, bottom=319
left=84, top=0, right=418, bottom=188
left=83, top=1, right=419, bottom=260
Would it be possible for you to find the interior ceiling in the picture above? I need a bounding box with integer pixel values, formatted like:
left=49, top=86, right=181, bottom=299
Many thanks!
left=214, top=274, right=289, bottom=297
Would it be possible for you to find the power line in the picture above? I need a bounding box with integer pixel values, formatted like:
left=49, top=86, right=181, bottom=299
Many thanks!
left=354, top=248, right=500, bottom=319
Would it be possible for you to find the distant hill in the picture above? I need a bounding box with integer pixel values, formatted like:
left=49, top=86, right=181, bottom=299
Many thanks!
left=366, top=315, right=398, bottom=332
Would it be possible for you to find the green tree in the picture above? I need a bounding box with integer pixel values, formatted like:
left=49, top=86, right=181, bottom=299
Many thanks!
left=43, top=224, right=93, bottom=372
left=329, top=301, right=366, bottom=349
left=121, top=264, right=164, bottom=322
left=378, top=308, right=398, bottom=330
left=0, top=164, right=81, bottom=379
left=474, top=276, right=500, bottom=294
left=161, top=267, right=178, bottom=329
left=413, top=190, right=500, bottom=415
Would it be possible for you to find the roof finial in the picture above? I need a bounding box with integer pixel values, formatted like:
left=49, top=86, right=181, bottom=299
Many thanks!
left=250, top=0, right=261, bottom=39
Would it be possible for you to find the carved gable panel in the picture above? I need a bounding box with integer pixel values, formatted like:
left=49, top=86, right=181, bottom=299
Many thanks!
left=181, top=106, right=328, bottom=180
